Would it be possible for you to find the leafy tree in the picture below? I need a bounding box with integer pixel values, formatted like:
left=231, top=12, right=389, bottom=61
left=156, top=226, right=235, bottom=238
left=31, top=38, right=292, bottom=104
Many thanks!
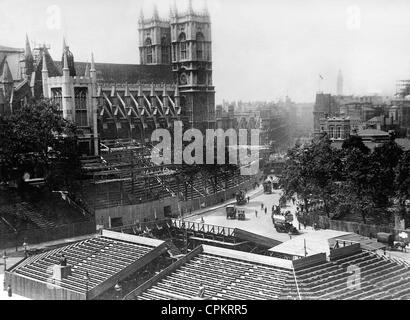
left=280, top=144, right=315, bottom=212
left=0, top=99, right=80, bottom=191
left=308, top=136, right=343, bottom=217
left=340, top=147, right=374, bottom=223
left=395, top=151, right=410, bottom=221
left=342, top=135, right=370, bottom=154
left=370, top=140, right=403, bottom=210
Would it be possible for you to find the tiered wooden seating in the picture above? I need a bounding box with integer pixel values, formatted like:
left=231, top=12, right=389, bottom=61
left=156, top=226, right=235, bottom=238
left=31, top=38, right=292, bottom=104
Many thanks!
left=10, top=235, right=156, bottom=295
left=136, top=250, right=295, bottom=300
left=295, top=250, right=410, bottom=300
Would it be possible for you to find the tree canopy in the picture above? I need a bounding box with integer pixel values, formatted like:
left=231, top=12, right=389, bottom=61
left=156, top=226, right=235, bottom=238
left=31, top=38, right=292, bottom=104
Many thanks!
left=281, top=135, right=409, bottom=224
left=0, top=99, right=81, bottom=191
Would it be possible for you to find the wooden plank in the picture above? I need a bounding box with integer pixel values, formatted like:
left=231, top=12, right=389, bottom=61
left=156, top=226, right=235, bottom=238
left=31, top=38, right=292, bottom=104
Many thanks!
left=202, top=245, right=293, bottom=270
left=101, top=230, right=164, bottom=247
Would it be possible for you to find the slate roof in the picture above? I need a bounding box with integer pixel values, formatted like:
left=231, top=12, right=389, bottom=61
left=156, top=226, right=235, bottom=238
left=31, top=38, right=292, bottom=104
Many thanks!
left=0, top=45, right=24, bottom=53
left=54, top=61, right=175, bottom=84
left=357, top=129, right=389, bottom=137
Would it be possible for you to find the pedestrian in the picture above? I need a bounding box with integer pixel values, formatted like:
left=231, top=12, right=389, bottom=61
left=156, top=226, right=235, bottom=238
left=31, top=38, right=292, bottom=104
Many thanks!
left=255, top=210, right=258, bottom=218
left=200, top=217, right=205, bottom=224
left=60, top=254, right=67, bottom=266
left=247, top=196, right=250, bottom=203
left=261, top=203, right=264, bottom=210
left=198, top=283, right=205, bottom=298
left=7, top=284, right=12, bottom=297
left=292, top=197, right=295, bottom=205
left=264, top=207, right=267, bottom=215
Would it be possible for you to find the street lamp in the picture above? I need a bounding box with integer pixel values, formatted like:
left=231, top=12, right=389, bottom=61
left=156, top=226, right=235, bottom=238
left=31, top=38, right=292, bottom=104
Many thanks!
left=114, top=282, right=122, bottom=300
left=22, top=242, right=28, bottom=258
left=3, top=251, right=8, bottom=291
left=84, top=271, right=90, bottom=300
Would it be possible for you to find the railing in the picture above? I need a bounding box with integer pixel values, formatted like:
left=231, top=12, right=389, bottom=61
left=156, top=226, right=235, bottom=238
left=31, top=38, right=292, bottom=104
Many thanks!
left=292, top=266, right=302, bottom=300
left=170, top=219, right=236, bottom=237
left=109, top=219, right=171, bottom=233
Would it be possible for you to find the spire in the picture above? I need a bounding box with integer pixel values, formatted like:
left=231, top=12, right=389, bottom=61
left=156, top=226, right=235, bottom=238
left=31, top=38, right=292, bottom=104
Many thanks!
left=62, top=37, right=68, bottom=52
left=63, top=51, right=69, bottom=72
left=42, top=51, right=48, bottom=73
left=124, top=83, right=130, bottom=97
left=1, top=59, right=13, bottom=83
left=139, top=6, right=144, bottom=23
left=172, top=0, right=178, bottom=16
left=337, top=69, right=343, bottom=96
left=90, top=52, right=96, bottom=71
left=169, top=3, right=174, bottom=17
left=174, top=84, right=180, bottom=97
left=188, top=0, right=194, bottom=15
left=25, top=34, right=32, bottom=57
left=153, top=3, right=159, bottom=20
left=25, top=34, right=34, bottom=76
left=84, top=63, right=90, bottom=77
left=163, top=83, right=167, bottom=97
left=138, top=82, right=143, bottom=97
left=150, top=83, right=155, bottom=97
left=203, top=0, right=209, bottom=16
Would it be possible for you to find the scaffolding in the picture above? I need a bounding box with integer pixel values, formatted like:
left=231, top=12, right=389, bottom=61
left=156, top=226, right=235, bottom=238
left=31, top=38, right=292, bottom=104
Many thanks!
left=395, top=80, right=410, bottom=98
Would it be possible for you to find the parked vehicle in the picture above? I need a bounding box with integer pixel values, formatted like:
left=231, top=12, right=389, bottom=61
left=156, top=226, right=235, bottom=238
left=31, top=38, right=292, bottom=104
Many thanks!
left=272, top=214, right=298, bottom=234
left=226, top=205, right=236, bottom=219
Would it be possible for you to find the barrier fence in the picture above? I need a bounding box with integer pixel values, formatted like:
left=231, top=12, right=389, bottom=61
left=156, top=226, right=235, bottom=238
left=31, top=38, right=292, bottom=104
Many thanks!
left=299, top=211, right=410, bottom=241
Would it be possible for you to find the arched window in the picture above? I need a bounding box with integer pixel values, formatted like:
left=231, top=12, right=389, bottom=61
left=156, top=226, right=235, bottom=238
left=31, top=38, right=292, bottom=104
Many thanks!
left=196, top=32, right=205, bottom=60
left=145, top=38, right=153, bottom=64
left=178, top=33, right=187, bottom=60
left=161, top=36, right=169, bottom=64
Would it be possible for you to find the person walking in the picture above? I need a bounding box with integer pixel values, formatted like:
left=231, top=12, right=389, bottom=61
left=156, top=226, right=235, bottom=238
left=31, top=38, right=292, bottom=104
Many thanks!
left=261, top=203, right=264, bottom=210
left=255, top=210, right=258, bottom=218
left=264, top=207, right=267, bottom=215
left=7, top=284, right=12, bottom=297
left=198, top=283, right=205, bottom=298
left=247, top=196, right=250, bottom=203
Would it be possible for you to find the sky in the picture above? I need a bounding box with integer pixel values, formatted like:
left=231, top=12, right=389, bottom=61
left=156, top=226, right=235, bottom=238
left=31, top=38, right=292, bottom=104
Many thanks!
left=1, top=0, right=410, bottom=103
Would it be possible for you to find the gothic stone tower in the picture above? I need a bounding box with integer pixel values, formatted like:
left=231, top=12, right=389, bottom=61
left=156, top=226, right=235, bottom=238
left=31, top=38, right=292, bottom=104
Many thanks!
left=138, top=4, right=171, bottom=65
left=138, top=1, right=216, bottom=131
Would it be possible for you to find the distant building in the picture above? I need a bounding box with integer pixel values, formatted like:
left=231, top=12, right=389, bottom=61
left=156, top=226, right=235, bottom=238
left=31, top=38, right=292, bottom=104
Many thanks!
left=319, top=117, right=351, bottom=141
left=336, top=70, right=343, bottom=96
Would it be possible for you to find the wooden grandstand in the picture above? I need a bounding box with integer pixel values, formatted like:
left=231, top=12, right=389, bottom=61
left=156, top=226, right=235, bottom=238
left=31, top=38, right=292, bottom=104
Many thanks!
left=293, top=246, right=410, bottom=300
left=125, top=245, right=299, bottom=300
left=5, top=230, right=168, bottom=300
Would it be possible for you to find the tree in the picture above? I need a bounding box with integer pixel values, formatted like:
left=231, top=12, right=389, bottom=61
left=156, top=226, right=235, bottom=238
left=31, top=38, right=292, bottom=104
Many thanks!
left=280, top=144, right=315, bottom=212
left=0, top=99, right=80, bottom=191
left=342, top=135, right=370, bottom=154
left=340, top=147, right=375, bottom=223
left=395, top=151, right=410, bottom=222
left=370, top=140, right=403, bottom=210
left=308, top=136, right=343, bottom=217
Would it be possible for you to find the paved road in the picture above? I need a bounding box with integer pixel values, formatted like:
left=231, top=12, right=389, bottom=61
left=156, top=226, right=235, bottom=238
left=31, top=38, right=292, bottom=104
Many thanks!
left=185, top=187, right=316, bottom=243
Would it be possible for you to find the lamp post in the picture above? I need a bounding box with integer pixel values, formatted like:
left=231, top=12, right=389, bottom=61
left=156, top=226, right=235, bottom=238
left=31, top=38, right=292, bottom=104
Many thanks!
left=22, top=242, right=28, bottom=258
left=114, top=282, right=122, bottom=300
left=3, top=251, right=8, bottom=291
left=84, top=271, right=90, bottom=300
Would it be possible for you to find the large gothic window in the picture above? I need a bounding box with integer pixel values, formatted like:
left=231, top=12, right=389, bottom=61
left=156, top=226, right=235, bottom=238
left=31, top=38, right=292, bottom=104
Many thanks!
left=145, top=38, right=153, bottom=64
left=179, top=33, right=187, bottom=60
left=75, top=87, right=88, bottom=127
left=51, top=88, right=62, bottom=112
left=196, top=32, right=205, bottom=60
left=161, top=36, right=169, bottom=64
